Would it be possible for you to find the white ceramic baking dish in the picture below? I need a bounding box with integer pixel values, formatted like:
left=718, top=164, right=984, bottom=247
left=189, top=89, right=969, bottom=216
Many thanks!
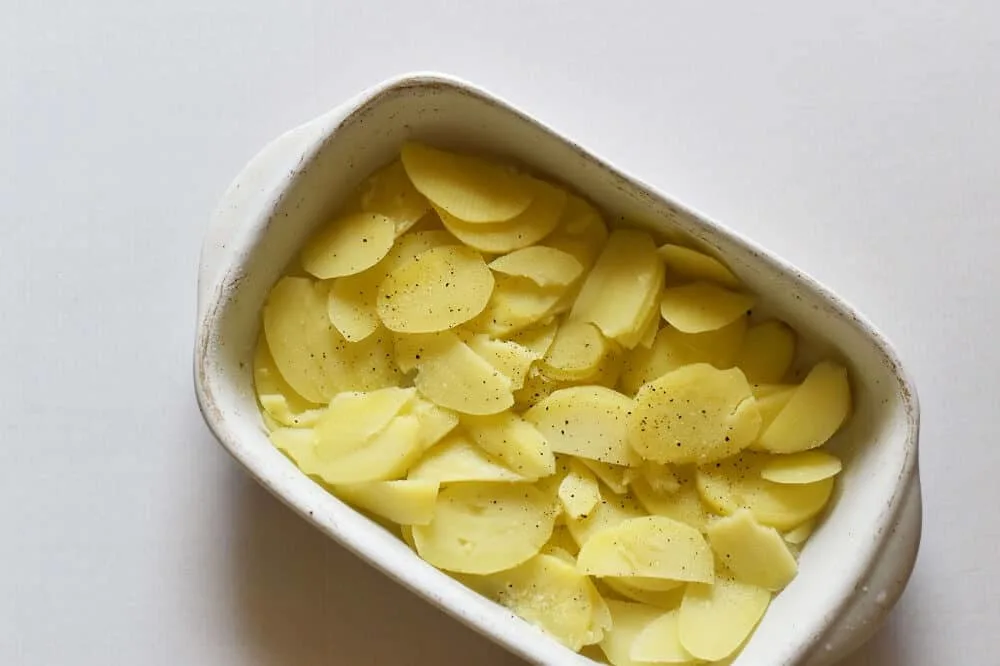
left=194, top=72, right=921, bottom=666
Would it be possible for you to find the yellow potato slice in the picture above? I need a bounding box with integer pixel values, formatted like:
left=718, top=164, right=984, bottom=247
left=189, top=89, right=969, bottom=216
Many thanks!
left=377, top=245, right=494, bottom=333
left=658, top=244, right=740, bottom=288
left=525, top=386, right=638, bottom=466
left=466, top=275, right=564, bottom=337
left=566, top=490, right=645, bottom=548
left=545, top=526, right=581, bottom=558
left=412, top=483, right=556, bottom=574
left=696, top=452, right=835, bottom=530
left=754, top=385, right=796, bottom=428
left=579, top=459, right=630, bottom=494
left=408, top=332, right=514, bottom=415
left=736, top=320, right=796, bottom=384
left=359, top=159, right=431, bottom=236
left=761, top=450, right=843, bottom=484
left=399, top=524, right=417, bottom=550
left=602, top=578, right=685, bottom=609
left=509, top=319, right=559, bottom=357
left=577, top=516, right=715, bottom=583
left=407, top=431, right=524, bottom=483
left=541, top=321, right=610, bottom=381
left=333, top=479, right=439, bottom=525
left=489, top=246, right=584, bottom=287
left=403, top=397, right=460, bottom=449
left=269, top=427, right=316, bottom=466
left=310, top=414, right=422, bottom=484
left=619, top=318, right=747, bottom=394
left=462, top=412, right=556, bottom=479
left=706, top=510, right=798, bottom=590
left=464, top=334, right=535, bottom=389
left=462, top=554, right=605, bottom=650
left=628, top=364, right=762, bottom=465
left=545, top=195, right=609, bottom=269
left=783, top=518, right=816, bottom=545
left=313, top=387, right=416, bottom=453
left=660, top=282, right=755, bottom=334
left=301, top=212, right=396, bottom=279
left=513, top=366, right=569, bottom=410
left=570, top=229, right=665, bottom=348
left=558, top=460, right=601, bottom=519
left=640, top=461, right=681, bottom=495
left=756, top=361, right=852, bottom=453
left=631, top=473, right=711, bottom=532
left=679, top=577, right=771, bottom=661
left=253, top=335, right=324, bottom=427
left=630, top=610, right=696, bottom=664
left=400, top=141, right=534, bottom=223
left=600, top=600, right=673, bottom=666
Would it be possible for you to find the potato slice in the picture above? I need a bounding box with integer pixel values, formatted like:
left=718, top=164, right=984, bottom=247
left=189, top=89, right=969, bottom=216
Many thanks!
left=630, top=610, right=696, bottom=664
left=619, top=318, right=747, bottom=394
left=783, top=519, right=816, bottom=545
left=307, top=414, right=422, bottom=484
left=566, top=490, right=645, bottom=548
left=696, top=452, right=835, bottom=530
left=525, top=386, right=638, bottom=466
left=253, top=335, right=324, bottom=427
left=761, top=450, right=843, bottom=484
left=489, top=246, right=584, bottom=287
left=465, top=334, right=535, bottom=389
left=462, top=554, right=605, bottom=650
left=377, top=245, right=494, bottom=333
left=412, top=483, right=556, bottom=574
left=679, top=577, right=771, bottom=661
left=658, top=244, right=740, bottom=288
left=602, top=578, right=685, bottom=609
left=629, top=364, right=761, bottom=465
left=540, top=321, right=611, bottom=381
left=462, top=412, right=556, bottom=479
left=300, top=212, right=396, bottom=279
left=600, top=601, right=673, bottom=666
left=579, top=459, right=630, bottom=494
left=706, top=510, right=798, bottom=590
left=545, top=195, right=609, bottom=269
left=736, top=320, right=796, bottom=384
left=403, top=398, right=459, bottom=449
left=756, top=361, right=851, bottom=453
left=631, top=473, right=711, bottom=532
left=509, top=320, right=559, bottom=357
left=577, top=516, right=715, bottom=583
left=399, top=524, right=417, bottom=550
left=660, top=282, right=755, bottom=334
left=407, top=431, right=524, bottom=483
left=640, top=461, right=681, bottom=495
left=313, top=387, right=416, bottom=453
left=558, top=460, right=601, bottom=519
left=359, top=159, right=431, bottom=235
left=409, top=332, right=514, bottom=415
left=545, top=526, right=581, bottom=558
left=466, top=275, right=564, bottom=337
left=400, top=141, right=534, bottom=223
left=437, top=179, right=567, bottom=253
left=333, top=479, right=439, bottom=525
left=513, top=366, right=569, bottom=410
left=269, top=427, right=316, bottom=466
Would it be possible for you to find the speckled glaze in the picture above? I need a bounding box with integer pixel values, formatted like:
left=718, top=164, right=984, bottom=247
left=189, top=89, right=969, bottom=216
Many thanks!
left=194, top=73, right=921, bottom=666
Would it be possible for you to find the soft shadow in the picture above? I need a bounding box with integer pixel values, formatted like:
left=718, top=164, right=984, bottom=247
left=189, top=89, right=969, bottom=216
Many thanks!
left=229, top=470, right=526, bottom=666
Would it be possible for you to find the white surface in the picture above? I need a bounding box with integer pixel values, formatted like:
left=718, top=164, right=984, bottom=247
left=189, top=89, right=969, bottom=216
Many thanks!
left=1, top=1, right=996, bottom=664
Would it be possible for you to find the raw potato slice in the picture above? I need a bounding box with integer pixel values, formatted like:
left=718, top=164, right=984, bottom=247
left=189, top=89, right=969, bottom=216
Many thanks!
left=465, top=334, right=535, bottom=389
left=253, top=336, right=324, bottom=427
left=696, top=452, right=835, bottom=530
left=706, top=510, right=798, bottom=590
left=467, top=275, right=564, bottom=337
left=783, top=519, right=816, bottom=545
left=333, top=480, right=439, bottom=525
left=630, top=610, right=695, bottom=664
left=360, top=159, right=431, bottom=235
left=411, top=333, right=514, bottom=415
left=525, top=386, right=638, bottom=466
left=631, top=473, right=711, bottom=532
left=313, top=387, right=416, bottom=455
left=541, top=321, right=610, bottom=381
left=400, top=141, right=534, bottom=223
left=407, top=431, right=525, bottom=483
left=619, top=319, right=747, bottom=394
left=489, top=246, right=584, bottom=287
left=438, top=179, right=567, bottom=253
left=462, top=554, right=605, bottom=650
left=566, top=490, right=645, bottom=548
left=571, top=229, right=665, bottom=347
left=603, top=578, right=685, bottom=608
left=628, top=364, right=762, bottom=465
left=600, top=601, right=672, bottom=666
left=577, top=516, right=715, bottom=583
left=558, top=461, right=601, bottom=519
left=658, top=244, right=740, bottom=288
left=761, top=450, right=843, bottom=484
left=412, top=483, right=556, bottom=574
left=736, top=320, right=796, bottom=383
left=377, top=245, right=494, bottom=333
left=301, top=212, right=396, bottom=279
left=679, top=577, right=771, bottom=661
left=756, top=361, right=851, bottom=453
left=306, top=414, right=423, bottom=484
left=462, top=412, right=556, bottom=479
left=660, top=282, right=755, bottom=334
left=579, top=459, right=630, bottom=494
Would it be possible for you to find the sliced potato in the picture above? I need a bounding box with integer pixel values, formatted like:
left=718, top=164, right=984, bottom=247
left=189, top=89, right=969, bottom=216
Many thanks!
left=544, top=195, right=609, bottom=269
left=658, top=244, right=740, bottom=288
left=400, top=141, right=534, bottom=223
left=565, top=490, right=645, bottom=548
left=541, top=321, right=611, bottom=381
left=300, top=212, right=396, bottom=279
left=736, top=320, right=796, bottom=383
left=756, top=361, right=851, bottom=453
left=579, top=458, right=630, bottom=494
left=630, top=610, right=695, bottom=664
left=462, top=412, right=556, bottom=479
left=466, top=275, right=564, bottom=337
left=410, top=332, right=514, bottom=415
left=407, top=431, right=525, bottom=483
left=307, top=414, right=422, bottom=484
left=600, top=600, right=672, bottom=666
left=696, top=452, right=835, bottom=530
left=313, top=387, right=416, bottom=454
left=269, top=427, right=317, bottom=466
left=753, top=385, right=796, bottom=430
left=377, top=245, right=494, bottom=333
left=509, top=320, right=559, bottom=357
left=679, top=577, right=771, bottom=661
left=602, top=578, right=685, bottom=609
left=489, top=246, right=584, bottom=287
left=660, top=282, right=755, bottom=334
left=571, top=229, right=665, bottom=348
left=706, top=510, right=798, bottom=590
left=336, top=328, right=404, bottom=392
left=783, top=519, right=816, bottom=545
left=761, top=450, right=843, bottom=484
left=333, top=479, right=439, bottom=525
left=412, top=483, right=556, bottom=574
left=577, top=516, right=714, bottom=583
left=513, top=366, right=570, bottom=410
left=558, top=460, right=601, bottom=519
left=631, top=473, right=711, bottom=533
left=253, top=335, right=324, bottom=427
left=628, top=364, right=761, bottom=465
left=360, top=159, right=431, bottom=235
left=403, top=398, right=459, bottom=449
left=399, top=524, right=417, bottom=550
left=545, top=526, right=581, bottom=558
left=640, top=461, right=681, bottom=495
left=525, top=386, right=638, bottom=466
left=465, top=334, right=535, bottom=389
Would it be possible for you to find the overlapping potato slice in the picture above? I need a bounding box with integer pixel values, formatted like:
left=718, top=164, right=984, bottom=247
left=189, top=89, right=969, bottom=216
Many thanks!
left=558, top=459, right=602, bottom=519
left=600, top=601, right=677, bottom=666
left=300, top=212, right=396, bottom=279
left=761, top=450, right=843, bottom=484
left=333, top=480, right=439, bottom=525
left=756, top=361, right=851, bottom=453
left=253, top=335, right=324, bottom=427
left=464, top=333, right=535, bottom=389
left=706, top=510, right=798, bottom=590
left=525, top=385, right=637, bottom=466
left=565, top=489, right=646, bottom=548
left=461, top=411, right=556, bottom=479
left=359, top=159, right=431, bottom=235
left=658, top=243, right=740, bottom=288
left=660, top=283, right=754, bottom=334
left=407, top=431, right=525, bottom=484
left=489, top=246, right=584, bottom=287
left=466, top=275, right=564, bottom=337
left=601, top=578, right=685, bottom=609
left=631, top=471, right=711, bottom=533
left=736, top=320, right=796, bottom=383
left=541, top=321, right=612, bottom=381
left=544, top=195, right=609, bottom=269
left=407, top=332, right=514, bottom=415
left=631, top=610, right=696, bottom=664
left=678, top=576, right=771, bottom=661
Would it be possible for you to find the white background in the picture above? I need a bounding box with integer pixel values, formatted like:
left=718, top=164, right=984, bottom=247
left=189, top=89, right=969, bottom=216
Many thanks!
left=2, top=1, right=997, bottom=664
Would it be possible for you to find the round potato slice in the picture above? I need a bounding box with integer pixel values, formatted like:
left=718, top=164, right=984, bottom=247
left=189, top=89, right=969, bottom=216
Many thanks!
left=410, top=333, right=514, bottom=415
left=525, top=385, right=638, bottom=466
left=489, top=246, right=583, bottom=287
left=545, top=195, right=609, bottom=269
left=599, top=600, right=674, bottom=666
left=660, top=282, right=755, bottom=334
left=541, top=321, right=611, bottom=381
left=628, top=363, right=762, bottom=465
left=253, top=335, right=324, bottom=427
left=377, top=245, right=494, bottom=333
left=332, top=480, right=439, bottom=526
left=756, top=361, right=852, bottom=453
left=466, top=275, right=564, bottom=337
left=400, top=141, right=534, bottom=223
left=461, top=411, right=556, bottom=479
left=679, top=577, right=771, bottom=662
left=300, top=212, right=396, bottom=279
left=407, top=431, right=526, bottom=484
left=706, top=509, right=798, bottom=591
left=412, top=483, right=556, bottom=574
left=658, top=244, right=741, bottom=288
left=760, top=450, right=843, bottom=484
left=565, top=489, right=645, bottom=548
left=359, top=159, right=431, bottom=235
left=602, top=578, right=685, bottom=609
left=630, top=473, right=711, bottom=533
left=735, top=320, right=796, bottom=384
left=630, top=610, right=695, bottom=664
